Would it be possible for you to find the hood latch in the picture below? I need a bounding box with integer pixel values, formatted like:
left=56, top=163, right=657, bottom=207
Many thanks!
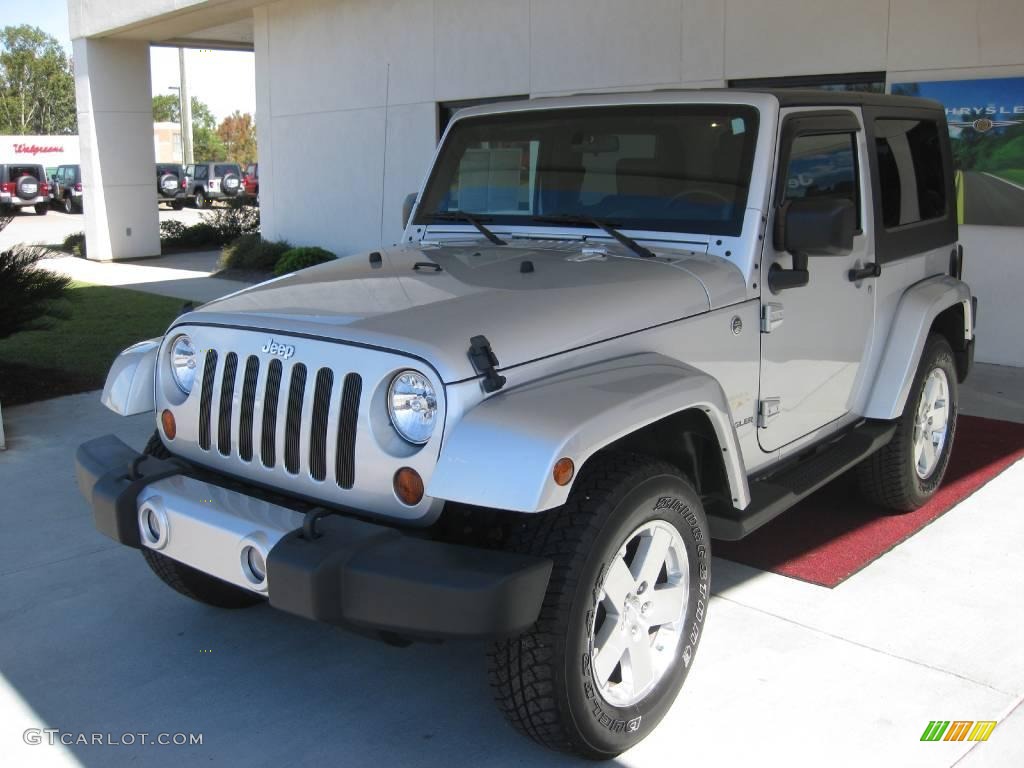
left=468, top=335, right=507, bottom=393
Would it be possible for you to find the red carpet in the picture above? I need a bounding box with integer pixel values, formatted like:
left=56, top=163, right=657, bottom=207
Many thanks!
left=715, top=416, right=1024, bottom=588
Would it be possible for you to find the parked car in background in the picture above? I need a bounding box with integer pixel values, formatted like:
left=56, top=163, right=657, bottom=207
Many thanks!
left=181, top=162, right=243, bottom=208
left=50, top=164, right=83, bottom=214
left=0, top=163, right=50, bottom=215
left=243, top=162, right=259, bottom=204
left=156, top=163, right=185, bottom=209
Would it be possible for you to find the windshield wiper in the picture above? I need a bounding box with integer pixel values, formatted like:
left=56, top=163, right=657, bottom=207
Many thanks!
left=531, top=215, right=656, bottom=259
left=429, top=211, right=506, bottom=246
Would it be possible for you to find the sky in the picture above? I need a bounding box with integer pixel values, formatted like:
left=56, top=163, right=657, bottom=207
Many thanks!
left=4, top=0, right=256, bottom=122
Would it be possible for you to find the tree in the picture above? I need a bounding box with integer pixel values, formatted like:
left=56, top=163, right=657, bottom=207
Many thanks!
left=152, top=94, right=226, bottom=160
left=217, top=111, right=257, bottom=165
left=0, top=25, right=77, bottom=135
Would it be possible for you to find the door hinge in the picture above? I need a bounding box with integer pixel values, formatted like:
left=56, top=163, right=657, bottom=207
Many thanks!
left=761, top=303, right=784, bottom=333
left=758, top=398, right=781, bottom=428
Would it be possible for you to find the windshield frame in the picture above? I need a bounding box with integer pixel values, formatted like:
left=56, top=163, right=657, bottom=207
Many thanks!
left=415, top=103, right=761, bottom=238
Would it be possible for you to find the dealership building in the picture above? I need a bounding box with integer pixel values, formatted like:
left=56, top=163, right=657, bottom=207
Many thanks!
left=69, top=0, right=1024, bottom=366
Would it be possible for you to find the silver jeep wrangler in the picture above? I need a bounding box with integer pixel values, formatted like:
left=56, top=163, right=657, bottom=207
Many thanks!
left=77, top=90, right=974, bottom=758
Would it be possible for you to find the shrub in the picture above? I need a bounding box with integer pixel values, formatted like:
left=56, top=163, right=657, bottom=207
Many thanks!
left=274, top=246, right=336, bottom=276
left=200, top=199, right=260, bottom=243
left=62, top=232, right=87, bottom=258
left=0, top=246, right=71, bottom=339
left=219, top=234, right=292, bottom=272
left=159, top=219, right=187, bottom=241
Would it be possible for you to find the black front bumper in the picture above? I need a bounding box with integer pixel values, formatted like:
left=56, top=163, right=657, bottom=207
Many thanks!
left=76, top=435, right=552, bottom=639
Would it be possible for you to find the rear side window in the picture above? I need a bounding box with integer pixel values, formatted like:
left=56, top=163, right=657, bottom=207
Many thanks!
left=193, top=165, right=209, bottom=180
left=7, top=165, right=42, bottom=180
left=874, top=119, right=945, bottom=228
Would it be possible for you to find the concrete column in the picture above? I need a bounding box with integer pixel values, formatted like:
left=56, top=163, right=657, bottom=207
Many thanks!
left=72, top=38, right=160, bottom=261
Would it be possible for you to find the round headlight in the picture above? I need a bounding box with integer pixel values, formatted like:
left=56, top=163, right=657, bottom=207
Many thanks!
left=169, top=334, right=197, bottom=393
left=388, top=370, right=437, bottom=445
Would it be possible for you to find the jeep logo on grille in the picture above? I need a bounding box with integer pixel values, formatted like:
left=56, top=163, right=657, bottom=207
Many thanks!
left=262, top=338, right=295, bottom=359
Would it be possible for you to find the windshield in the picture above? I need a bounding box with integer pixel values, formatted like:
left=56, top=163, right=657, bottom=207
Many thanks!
left=416, top=104, right=759, bottom=237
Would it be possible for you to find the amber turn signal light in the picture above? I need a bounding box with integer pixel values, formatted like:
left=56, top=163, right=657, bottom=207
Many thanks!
left=161, top=409, right=176, bottom=440
left=553, top=457, right=575, bottom=486
left=394, top=467, right=425, bottom=506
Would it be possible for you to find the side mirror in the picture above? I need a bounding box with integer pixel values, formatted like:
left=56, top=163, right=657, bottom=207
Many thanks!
left=776, top=197, right=855, bottom=256
left=769, top=198, right=855, bottom=292
left=402, top=192, right=418, bottom=228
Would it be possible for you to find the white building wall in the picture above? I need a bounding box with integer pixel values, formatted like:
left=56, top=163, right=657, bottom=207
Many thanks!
left=254, top=0, right=1024, bottom=363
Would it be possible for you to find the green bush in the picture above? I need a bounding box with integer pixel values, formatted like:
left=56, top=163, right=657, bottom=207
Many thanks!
left=274, top=246, right=336, bottom=276
left=0, top=245, right=71, bottom=339
left=200, top=199, right=260, bottom=242
left=219, top=234, right=292, bottom=272
left=160, top=201, right=261, bottom=252
left=158, top=219, right=186, bottom=241
left=62, top=231, right=86, bottom=258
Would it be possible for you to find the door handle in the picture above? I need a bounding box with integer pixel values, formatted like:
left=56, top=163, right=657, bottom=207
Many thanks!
left=848, top=262, right=881, bottom=282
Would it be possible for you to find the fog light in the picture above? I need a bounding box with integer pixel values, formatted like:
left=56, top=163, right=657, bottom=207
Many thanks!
left=138, top=502, right=168, bottom=548
left=241, top=545, right=267, bottom=586
left=146, top=509, right=162, bottom=540
left=161, top=409, right=176, bottom=440
left=394, top=467, right=425, bottom=506
left=553, top=457, right=575, bottom=486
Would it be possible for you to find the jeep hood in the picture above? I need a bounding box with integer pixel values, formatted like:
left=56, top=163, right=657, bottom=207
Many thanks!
left=185, top=240, right=746, bottom=383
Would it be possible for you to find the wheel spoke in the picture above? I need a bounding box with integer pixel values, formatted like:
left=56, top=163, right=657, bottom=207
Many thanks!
left=643, top=584, right=687, bottom=627
left=624, top=634, right=655, bottom=694
left=592, top=616, right=628, bottom=686
left=601, top=555, right=635, bottom=608
left=631, top=526, right=671, bottom=588
left=921, top=434, right=937, bottom=473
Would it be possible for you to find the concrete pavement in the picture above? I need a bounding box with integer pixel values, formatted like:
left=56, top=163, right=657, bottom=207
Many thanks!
left=0, top=368, right=1021, bottom=767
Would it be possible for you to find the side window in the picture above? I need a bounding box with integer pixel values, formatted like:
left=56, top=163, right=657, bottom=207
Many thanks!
left=194, top=165, right=209, bottom=181
left=873, top=118, right=945, bottom=228
left=784, top=132, right=859, bottom=223
left=56, top=167, right=65, bottom=183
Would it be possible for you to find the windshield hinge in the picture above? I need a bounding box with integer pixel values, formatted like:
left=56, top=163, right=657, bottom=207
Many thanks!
left=761, top=303, right=784, bottom=333
left=758, top=398, right=781, bottom=428
left=468, top=335, right=507, bottom=393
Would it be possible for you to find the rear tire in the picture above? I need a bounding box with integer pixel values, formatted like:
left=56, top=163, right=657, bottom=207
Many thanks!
left=35, top=203, right=48, bottom=215
left=63, top=195, right=74, bottom=214
left=856, top=334, right=958, bottom=511
left=489, top=453, right=710, bottom=758
left=193, top=189, right=207, bottom=209
left=138, top=432, right=263, bottom=609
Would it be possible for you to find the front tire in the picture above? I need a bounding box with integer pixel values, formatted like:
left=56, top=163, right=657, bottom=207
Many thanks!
left=138, top=432, right=263, bottom=609
left=856, top=334, right=959, bottom=511
left=489, top=453, right=710, bottom=758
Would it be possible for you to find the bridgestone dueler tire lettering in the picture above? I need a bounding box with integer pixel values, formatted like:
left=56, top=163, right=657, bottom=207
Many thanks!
left=488, top=452, right=710, bottom=758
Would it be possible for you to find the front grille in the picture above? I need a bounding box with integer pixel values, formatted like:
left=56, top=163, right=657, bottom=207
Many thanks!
left=197, top=350, right=361, bottom=486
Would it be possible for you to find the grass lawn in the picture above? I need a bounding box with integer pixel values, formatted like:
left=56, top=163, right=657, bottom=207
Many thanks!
left=992, top=168, right=1024, bottom=187
left=0, top=281, right=183, bottom=406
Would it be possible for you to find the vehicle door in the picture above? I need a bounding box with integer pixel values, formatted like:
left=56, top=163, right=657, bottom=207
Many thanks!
left=758, top=109, right=877, bottom=452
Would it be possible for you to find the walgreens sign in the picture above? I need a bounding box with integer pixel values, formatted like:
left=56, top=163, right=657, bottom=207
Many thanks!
left=1, top=135, right=80, bottom=165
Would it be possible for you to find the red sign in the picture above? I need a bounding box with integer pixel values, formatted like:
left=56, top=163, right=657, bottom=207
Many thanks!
left=13, top=143, right=63, bottom=156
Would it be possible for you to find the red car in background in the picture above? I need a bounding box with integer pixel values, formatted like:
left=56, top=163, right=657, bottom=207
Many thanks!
left=242, top=163, right=258, bottom=205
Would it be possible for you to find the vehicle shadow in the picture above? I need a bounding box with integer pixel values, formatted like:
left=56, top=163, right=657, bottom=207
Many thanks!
left=2, top=546, right=618, bottom=768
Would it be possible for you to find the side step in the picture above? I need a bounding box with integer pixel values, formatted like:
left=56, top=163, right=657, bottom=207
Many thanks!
left=708, top=420, right=897, bottom=541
